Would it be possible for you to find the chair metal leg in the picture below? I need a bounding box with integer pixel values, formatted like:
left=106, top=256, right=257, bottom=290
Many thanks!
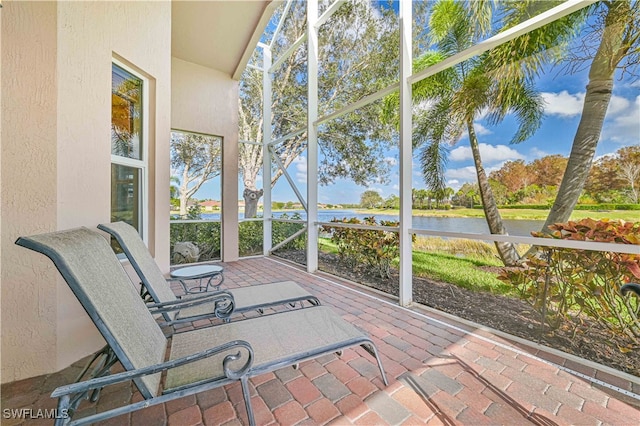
left=54, top=395, right=71, bottom=426
left=362, top=343, right=389, bottom=386
left=241, top=376, right=255, bottom=426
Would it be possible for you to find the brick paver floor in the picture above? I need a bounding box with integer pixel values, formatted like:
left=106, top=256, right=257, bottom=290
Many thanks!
left=2, top=257, right=639, bottom=425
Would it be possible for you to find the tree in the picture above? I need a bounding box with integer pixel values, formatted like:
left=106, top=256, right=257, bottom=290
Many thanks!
left=586, top=153, right=626, bottom=202
left=412, top=188, right=430, bottom=209
left=529, top=155, right=568, bottom=187
left=618, top=145, right=640, bottom=204
left=489, top=160, right=533, bottom=194
left=360, top=190, right=384, bottom=209
left=238, top=1, right=402, bottom=217
left=587, top=145, right=640, bottom=203
left=620, top=160, right=640, bottom=203
left=389, top=0, right=545, bottom=266
left=170, top=132, right=221, bottom=216
left=537, top=1, right=640, bottom=230
left=454, top=182, right=479, bottom=208
left=170, top=176, right=180, bottom=200
left=383, top=194, right=400, bottom=209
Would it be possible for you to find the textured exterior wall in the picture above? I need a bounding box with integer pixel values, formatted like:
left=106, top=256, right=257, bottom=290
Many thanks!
left=1, top=0, right=59, bottom=383
left=1, top=1, right=172, bottom=382
left=171, top=58, right=239, bottom=261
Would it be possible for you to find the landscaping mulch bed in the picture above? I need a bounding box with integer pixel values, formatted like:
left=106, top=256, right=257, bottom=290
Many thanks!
left=274, top=250, right=639, bottom=377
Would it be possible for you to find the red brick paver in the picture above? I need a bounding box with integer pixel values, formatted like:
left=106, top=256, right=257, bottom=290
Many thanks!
left=1, top=257, right=638, bottom=425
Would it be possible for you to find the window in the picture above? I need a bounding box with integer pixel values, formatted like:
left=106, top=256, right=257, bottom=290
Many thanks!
left=111, top=62, right=147, bottom=240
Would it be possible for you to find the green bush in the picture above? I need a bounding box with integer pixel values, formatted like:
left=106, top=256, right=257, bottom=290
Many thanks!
left=322, top=217, right=412, bottom=278
left=169, top=221, right=221, bottom=264
left=499, top=218, right=640, bottom=346
left=496, top=204, right=640, bottom=211
left=272, top=213, right=306, bottom=252
left=574, top=204, right=640, bottom=211
left=498, top=204, right=550, bottom=210
left=239, top=220, right=263, bottom=257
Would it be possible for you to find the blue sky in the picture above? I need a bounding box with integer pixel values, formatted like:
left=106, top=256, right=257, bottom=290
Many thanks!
left=192, top=6, right=640, bottom=206
left=195, top=68, right=638, bottom=206
left=196, top=66, right=640, bottom=204
left=258, top=68, right=639, bottom=205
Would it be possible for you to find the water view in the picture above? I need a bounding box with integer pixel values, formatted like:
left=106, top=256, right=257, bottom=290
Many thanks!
left=196, top=209, right=543, bottom=237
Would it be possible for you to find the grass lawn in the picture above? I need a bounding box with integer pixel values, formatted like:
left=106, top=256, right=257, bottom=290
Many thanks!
left=318, top=237, right=511, bottom=295
left=355, top=207, right=636, bottom=221
left=411, top=251, right=512, bottom=295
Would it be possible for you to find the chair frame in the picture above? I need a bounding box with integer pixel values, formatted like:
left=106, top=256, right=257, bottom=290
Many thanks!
left=97, top=222, right=320, bottom=323
left=16, top=228, right=388, bottom=426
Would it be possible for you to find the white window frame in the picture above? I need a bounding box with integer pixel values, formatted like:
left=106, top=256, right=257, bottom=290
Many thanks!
left=111, top=58, right=149, bottom=244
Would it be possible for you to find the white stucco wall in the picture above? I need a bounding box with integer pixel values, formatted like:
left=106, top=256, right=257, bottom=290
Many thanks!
left=1, top=1, right=171, bottom=382
left=171, top=57, right=239, bottom=261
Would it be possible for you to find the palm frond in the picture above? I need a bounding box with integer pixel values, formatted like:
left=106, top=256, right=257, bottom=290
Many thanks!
left=419, top=140, right=449, bottom=193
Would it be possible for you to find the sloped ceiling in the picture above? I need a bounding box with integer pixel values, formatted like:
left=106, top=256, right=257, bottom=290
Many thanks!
left=172, top=0, right=278, bottom=80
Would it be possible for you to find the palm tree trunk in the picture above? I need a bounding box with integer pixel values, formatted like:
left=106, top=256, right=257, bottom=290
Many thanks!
left=542, top=1, right=630, bottom=232
left=468, top=124, right=520, bottom=266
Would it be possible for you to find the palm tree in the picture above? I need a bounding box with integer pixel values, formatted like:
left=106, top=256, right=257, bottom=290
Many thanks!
left=540, top=1, right=639, bottom=230
left=402, top=0, right=545, bottom=266
left=486, top=1, right=639, bottom=232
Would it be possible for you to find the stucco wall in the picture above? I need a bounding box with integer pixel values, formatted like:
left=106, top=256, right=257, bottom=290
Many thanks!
left=1, top=1, right=171, bottom=382
left=171, top=57, right=239, bottom=261
left=1, top=1, right=59, bottom=382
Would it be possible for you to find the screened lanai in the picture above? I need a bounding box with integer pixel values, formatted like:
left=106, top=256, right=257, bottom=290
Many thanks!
left=210, top=0, right=640, bottom=319
left=2, top=0, right=639, bottom=424
left=165, top=0, right=640, bottom=386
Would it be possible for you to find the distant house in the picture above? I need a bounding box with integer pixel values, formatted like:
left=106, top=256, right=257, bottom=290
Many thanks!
left=200, top=200, right=221, bottom=211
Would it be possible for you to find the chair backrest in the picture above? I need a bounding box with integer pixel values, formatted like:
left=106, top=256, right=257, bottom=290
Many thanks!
left=98, top=222, right=178, bottom=321
left=15, top=228, right=167, bottom=398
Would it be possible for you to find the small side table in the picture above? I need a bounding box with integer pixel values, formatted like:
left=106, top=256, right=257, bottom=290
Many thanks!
left=170, top=264, right=224, bottom=294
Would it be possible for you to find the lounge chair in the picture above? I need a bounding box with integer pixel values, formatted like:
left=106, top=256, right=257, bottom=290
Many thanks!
left=97, top=221, right=320, bottom=324
left=15, top=228, right=388, bottom=426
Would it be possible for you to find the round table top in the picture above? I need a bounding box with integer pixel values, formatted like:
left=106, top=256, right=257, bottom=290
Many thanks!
left=170, top=264, right=223, bottom=279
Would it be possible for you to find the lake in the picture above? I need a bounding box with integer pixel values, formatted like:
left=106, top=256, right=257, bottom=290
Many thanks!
left=198, top=209, right=544, bottom=237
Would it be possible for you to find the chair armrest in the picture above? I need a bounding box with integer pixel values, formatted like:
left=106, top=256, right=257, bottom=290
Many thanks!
left=51, top=339, right=254, bottom=398
left=146, top=290, right=233, bottom=310
left=147, top=291, right=235, bottom=319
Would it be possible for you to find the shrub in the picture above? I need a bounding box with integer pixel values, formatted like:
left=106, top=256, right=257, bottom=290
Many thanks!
left=322, top=217, right=412, bottom=278
left=499, top=218, right=640, bottom=345
left=239, top=220, right=263, bottom=257
left=272, top=213, right=306, bottom=251
left=170, top=221, right=221, bottom=264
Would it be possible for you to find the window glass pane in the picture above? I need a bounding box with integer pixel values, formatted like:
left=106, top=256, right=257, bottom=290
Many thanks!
left=112, top=64, right=143, bottom=159
left=111, top=163, right=141, bottom=232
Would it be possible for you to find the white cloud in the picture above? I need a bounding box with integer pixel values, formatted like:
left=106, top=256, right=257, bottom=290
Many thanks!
left=449, top=143, right=524, bottom=164
left=392, top=184, right=399, bottom=191
left=541, top=91, right=585, bottom=117
left=445, top=166, right=478, bottom=182
left=607, top=95, right=631, bottom=116
left=540, top=91, right=638, bottom=145
left=447, top=179, right=462, bottom=191
left=384, top=157, right=398, bottom=167
left=292, top=156, right=307, bottom=184
left=473, top=123, right=492, bottom=136
left=527, top=147, right=549, bottom=161
left=475, top=107, right=490, bottom=121
left=602, top=95, right=640, bottom=145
